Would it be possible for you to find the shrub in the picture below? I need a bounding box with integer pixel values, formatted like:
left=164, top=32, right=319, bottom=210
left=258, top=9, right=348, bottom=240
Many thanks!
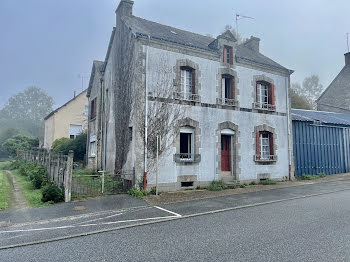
left=18, top=162, right=36, bottom=176
left=259, top=179, right=277, bottom=185
left=150, top=187, right=157, bottom=195
left=128, top=187, right=149, bottom=199
left=249, top=181, right=257, bottom=185
left=28, top=165, right=47, bottom=189
left=1, top=135, right=38, bottom=157
left=41, top=182, right=64, bottom=203
left=207, top=180, right=228, bottom=191
left=52, top=133, right=87, bottom=161
left=240, top=184, right=246, bottom=188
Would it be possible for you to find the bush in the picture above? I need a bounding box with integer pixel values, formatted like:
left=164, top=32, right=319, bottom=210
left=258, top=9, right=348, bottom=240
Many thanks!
left=41, top=182, right=64, bottom=203
left=18, top=162, right=36, bottom=176
left=52, top=133, right=87, bottom=161
left=208, top=180, right=228, bottom=191
left=128, top=187, right=148, bottom=199
left=150, top=187, right=157, bottom=195
left=1, top=135, right=39, bottom=157
left=240, top=184, right=246, bottom=188
left=28, top=165, right=47, bottom=189
left=249, top=181, right=257, bottom=185
left=259, top=179, right=277, bottom=185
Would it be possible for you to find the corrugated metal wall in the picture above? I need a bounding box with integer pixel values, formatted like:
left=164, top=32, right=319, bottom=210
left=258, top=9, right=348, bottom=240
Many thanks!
left=293, top=121, right=350, bottom=176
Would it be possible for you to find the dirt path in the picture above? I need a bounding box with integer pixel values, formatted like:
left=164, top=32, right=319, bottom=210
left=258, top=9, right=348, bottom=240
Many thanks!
left=4, top=170, right=29, bottom=209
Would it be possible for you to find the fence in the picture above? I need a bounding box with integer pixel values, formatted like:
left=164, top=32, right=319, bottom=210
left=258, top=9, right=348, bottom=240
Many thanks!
left=17, top=148, right=73, bottom=202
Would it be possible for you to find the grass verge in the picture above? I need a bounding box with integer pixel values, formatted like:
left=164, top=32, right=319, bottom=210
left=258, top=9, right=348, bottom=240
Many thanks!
left=297, top=174, right=326, bottom=180
left=0, top=169, right=11, bottom=210
left=11, top=169, right=52, bottom=208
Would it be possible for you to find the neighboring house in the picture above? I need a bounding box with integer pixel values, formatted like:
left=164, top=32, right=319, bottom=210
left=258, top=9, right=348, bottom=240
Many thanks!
left=317, top=52, right=350, bottom=113
left=292, top=109, right=350, bottom=176
left=87, top=0, right=294, bottom=190
left=44, top=90, right=88, bottom=149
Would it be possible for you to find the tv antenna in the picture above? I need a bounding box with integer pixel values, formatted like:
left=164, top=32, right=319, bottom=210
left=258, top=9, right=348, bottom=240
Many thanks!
left=78, top=73, right=89, bottom=91
left=347, top=33, right=350, bottom=52
left=235, top=13, right=254, bottom=37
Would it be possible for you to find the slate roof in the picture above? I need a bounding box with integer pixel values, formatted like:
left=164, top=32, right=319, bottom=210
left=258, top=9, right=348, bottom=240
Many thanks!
left=122, top=16, right=290, bottom=73
left=44, top=89, right=87, bottom=120
left=292, top=109, right=350, bottom=126
left=316, top=60, right=350, bottom=110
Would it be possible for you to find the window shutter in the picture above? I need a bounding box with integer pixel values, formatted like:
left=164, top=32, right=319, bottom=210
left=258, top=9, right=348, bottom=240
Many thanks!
left=269, top=133, right=274, bottom=156
left=256, top=131, right=260, bottom=157
left=231, top=77, right=234, bottom=99
left=222, top=77, right=225, bottom=99
left=191, top=70, right=195, bottom=94
left=271, top=84, right=275, bottom=106
left=230, top=47, right=233, bottom=65
left=223, top=47, right=227, bottom=63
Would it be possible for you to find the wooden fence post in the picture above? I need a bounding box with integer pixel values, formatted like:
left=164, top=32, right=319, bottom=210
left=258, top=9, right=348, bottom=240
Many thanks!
left=64, top=150, right=74, bottom=202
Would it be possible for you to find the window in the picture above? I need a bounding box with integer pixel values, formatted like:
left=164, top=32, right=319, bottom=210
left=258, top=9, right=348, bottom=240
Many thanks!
left=129, top=127, right=133, bottom=142
left=255, top=82, right=275, bottom=111
left=223, top=46, right=233, bottom=65
left=69, top=124, right=82, bottom=140
left=179, top=128, right=194, bottom=160
left=256, top=131, right=275, bottom=161
left=90, top=141, right=97, bottom=157
left=84, top=105, right=89, bottom=116
left=222, top=75, right=234, bottom=104
left=90, top=98, right=97, bottom=120
left=180, top=67, right=194, bottom=99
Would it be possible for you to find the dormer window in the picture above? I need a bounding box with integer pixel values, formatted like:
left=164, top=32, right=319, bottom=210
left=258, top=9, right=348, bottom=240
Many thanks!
left=223, top=46, right=233, bottom=65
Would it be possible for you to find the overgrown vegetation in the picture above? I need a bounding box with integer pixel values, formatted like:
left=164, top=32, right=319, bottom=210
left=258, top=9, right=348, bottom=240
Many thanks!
left=1, top=135, right=39, bottom=157
left=259, top=179, right=277, bottom=185
left=297, top=174, right=326, bottom=180
left=52, top=133, right=87, bottom=161
left=128, top=187, right=149, bottom=199
left=207, top=180, right=228, bottom=191
left=7, top=160, right=63, bottom=206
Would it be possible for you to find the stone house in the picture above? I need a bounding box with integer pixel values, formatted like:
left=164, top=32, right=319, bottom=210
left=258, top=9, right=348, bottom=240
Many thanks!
left=86, top=0, right=294, bottom=190
left=44, top=89, right=88, bottom=149
left=317, top=53, right=350, bottom=113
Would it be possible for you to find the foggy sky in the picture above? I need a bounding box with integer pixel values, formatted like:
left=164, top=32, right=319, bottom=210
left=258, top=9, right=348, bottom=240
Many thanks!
left=1, top=0, right=349, bottom=109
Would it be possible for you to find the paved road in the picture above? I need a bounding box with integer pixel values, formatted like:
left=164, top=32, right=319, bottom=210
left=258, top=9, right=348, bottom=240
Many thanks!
left=1, top=181, right=350, bottom=261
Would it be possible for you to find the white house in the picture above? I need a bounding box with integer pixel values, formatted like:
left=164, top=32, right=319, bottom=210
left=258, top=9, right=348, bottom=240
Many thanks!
left=86, top=0, right=294, bottom=191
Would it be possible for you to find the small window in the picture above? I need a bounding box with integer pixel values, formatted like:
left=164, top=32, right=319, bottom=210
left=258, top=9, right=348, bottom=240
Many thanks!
left=223, top=46, right=233, bottom=64
left=129, top=127, right=133, bottom=142
left=181, top=181, right=194, bottom=187
left=256, top=131, right=275, bottom=161
left=222, top=75, right=234, bottom=100
left=90, top=98, right=97, bottom=120
left=255, top=81, right=275, bottom=110
left=90, top=141, right=97, bottom=157
left=69, top=124, right=82, bottom=140
left=179, top=128, right=194, bottom=160
left=84, top=105, right=89, bottom=116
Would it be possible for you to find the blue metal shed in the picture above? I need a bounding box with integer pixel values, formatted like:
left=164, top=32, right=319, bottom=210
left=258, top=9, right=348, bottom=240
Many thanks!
left=292, top=109, right=350, bottom=176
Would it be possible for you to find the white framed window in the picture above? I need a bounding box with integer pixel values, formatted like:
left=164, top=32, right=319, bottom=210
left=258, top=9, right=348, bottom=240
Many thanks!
left=69, top=124, right=82, bottom=139
left=179, top=127, right=194, bottom=160
left=260, top=133, right=270, bottom=160
left=84, top=105, right=89, bottom=116
left=90, top=141, right=97, bottom=157
left=256, top=83, right=269, bottom=105
left=181, top=68, right=193, bottom=94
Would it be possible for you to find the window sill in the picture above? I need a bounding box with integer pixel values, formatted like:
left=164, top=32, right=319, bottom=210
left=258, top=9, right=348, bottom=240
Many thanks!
left=89, top=155, right=96, bottom=158
left=217, top=98, right=238, bottom=107
left=173, top=92, right=201, bottom=103
left=174, top=153, right=201, bottom=164
left=253, top=103, right=276, bottom=111
left=254, top=155, right=277, bottom=163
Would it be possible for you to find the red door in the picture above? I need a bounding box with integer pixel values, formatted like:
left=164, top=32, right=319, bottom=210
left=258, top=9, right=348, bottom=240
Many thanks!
left=221, top=135, right=231, bottom=171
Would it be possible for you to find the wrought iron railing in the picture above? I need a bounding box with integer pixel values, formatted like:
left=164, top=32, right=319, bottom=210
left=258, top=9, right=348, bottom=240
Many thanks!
left=217, top=97, right=238, bottom=106
left=253, top=102, right=276, bottom=111
left=174, top=153, right=201, bottom=163
left=173, top=91, right=201, bottom=102
left=254, top=154, right=277, bottom=162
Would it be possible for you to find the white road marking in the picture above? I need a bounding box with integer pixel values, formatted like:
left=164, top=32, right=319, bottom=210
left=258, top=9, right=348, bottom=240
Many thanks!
left=73, top=212, right=124, bottom=225
left=154, top=206, right=181, bottom=217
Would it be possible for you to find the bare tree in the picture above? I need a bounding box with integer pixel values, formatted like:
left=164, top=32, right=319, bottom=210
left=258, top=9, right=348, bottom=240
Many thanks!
left=291, top=75, right=324, bottom=109
left=223, top=25, right=243, bottom=44
left=289, top=83, right=313, bottom=110
left=137, top=56, right=185, bottom=171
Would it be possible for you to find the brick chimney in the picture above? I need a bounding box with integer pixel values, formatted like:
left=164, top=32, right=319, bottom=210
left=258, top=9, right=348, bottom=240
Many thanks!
left=116, top=0, right=134, bottom=21
left=345, top=52, right=350, bottom=66
left=244, top=36, right=260, bottom=53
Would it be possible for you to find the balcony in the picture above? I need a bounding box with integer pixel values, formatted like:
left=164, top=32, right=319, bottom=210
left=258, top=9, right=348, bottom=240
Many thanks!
left=217, top=97, right=238, bottom=107
left=253, top=102, right=276, bottom=111
left=174, top=153, right=201, bottom=163
left=254, top=154, right=277, bottom=162
left=173, top=92, right=201, bottom=102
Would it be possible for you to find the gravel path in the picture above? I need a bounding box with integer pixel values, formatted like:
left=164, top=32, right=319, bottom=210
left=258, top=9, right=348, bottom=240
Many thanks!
left=4, top=170, right=29, bottom=209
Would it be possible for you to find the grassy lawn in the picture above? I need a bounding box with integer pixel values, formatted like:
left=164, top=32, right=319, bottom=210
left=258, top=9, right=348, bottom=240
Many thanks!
left=0, top=169, right=11, bottom=210
left=11, top=169, right=52, bottom=208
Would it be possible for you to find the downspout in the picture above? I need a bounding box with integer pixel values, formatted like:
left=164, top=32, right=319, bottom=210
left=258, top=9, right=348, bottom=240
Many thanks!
left=86, top=98, right=90, bottom=167
left=285, top=73, right=292, bottom=180
left=103, top=88, right=108, bottom=171
left=99, top=78, right=104, bottom=170
left=143, top=35, right=151, bottom=189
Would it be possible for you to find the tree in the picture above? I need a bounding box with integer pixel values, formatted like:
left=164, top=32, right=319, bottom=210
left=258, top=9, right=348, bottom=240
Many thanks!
left=2, top=135, right=39, bottom=157
left=0, top=127, right=20, bottom=157
left=291, top=75, right=323, bottom=109
left=289, top=83, right=313, bottom=110
left=0, top=86, right=55, bottom=138
left=52, top=133, right=87, bottom=161
left=223, top=25, right=243, bottom=44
